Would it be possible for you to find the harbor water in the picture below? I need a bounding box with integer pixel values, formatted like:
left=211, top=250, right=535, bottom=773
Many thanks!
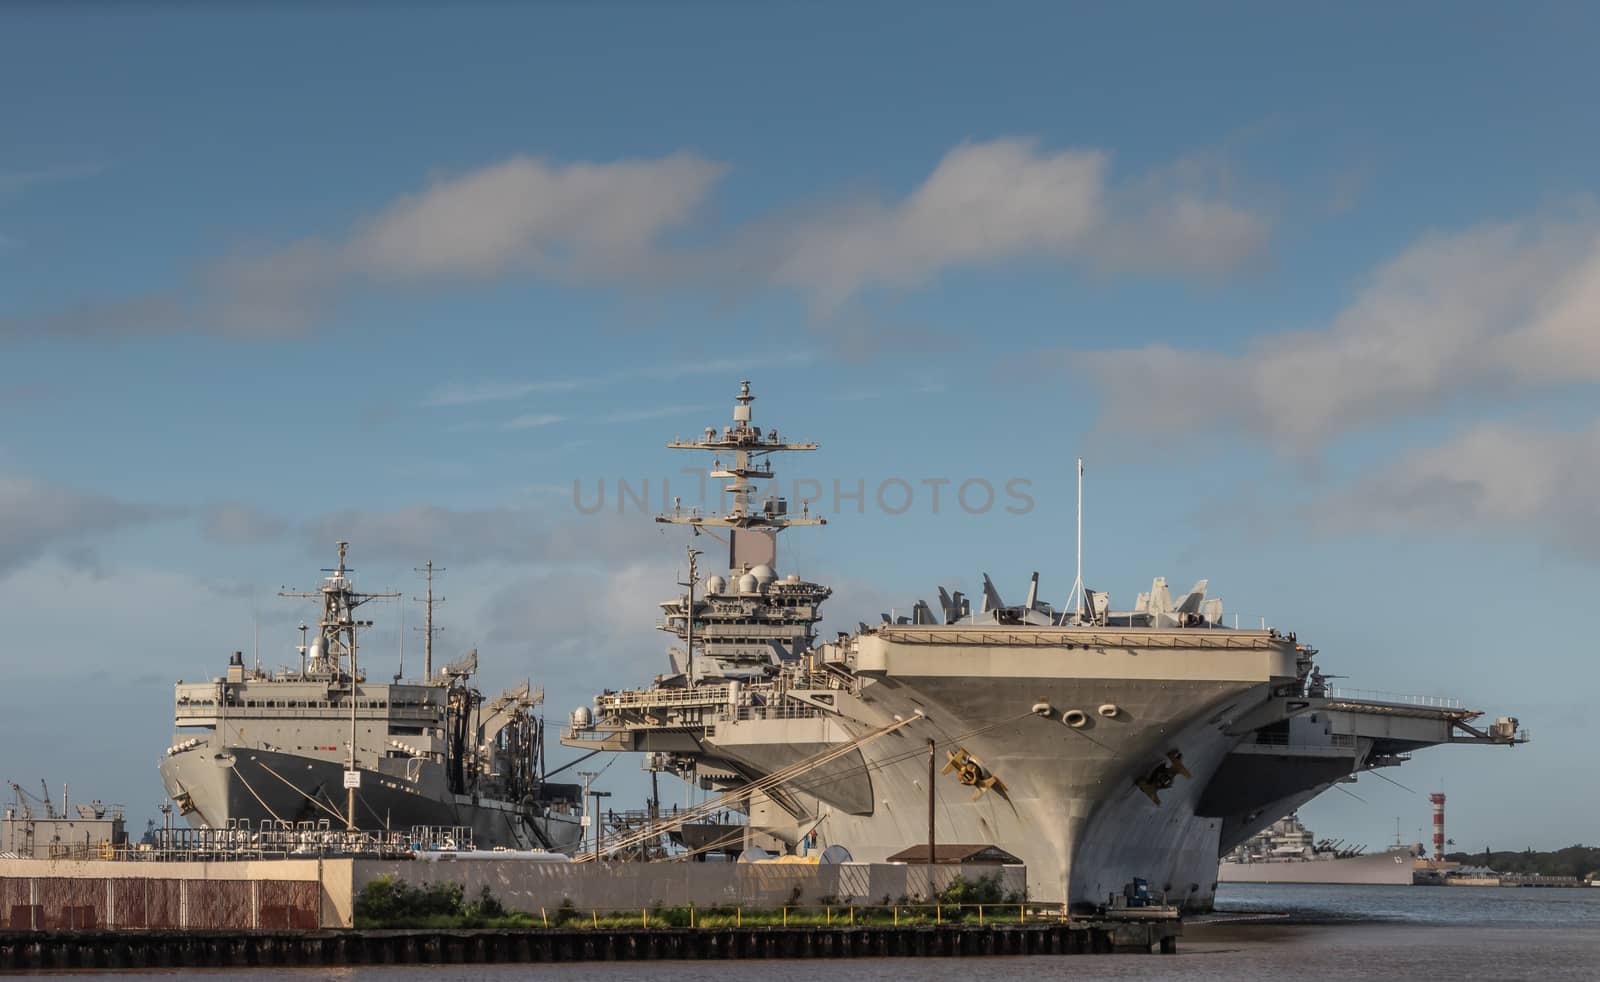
left=13, top=883, right=1598, bottom=980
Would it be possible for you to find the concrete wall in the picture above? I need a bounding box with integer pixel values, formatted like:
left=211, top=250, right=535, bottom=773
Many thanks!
left=0, top=858, right=1024, bottom=931
left=353, top=860, right=1026, bottom=918
left=0, top=858, right=334, bottom=930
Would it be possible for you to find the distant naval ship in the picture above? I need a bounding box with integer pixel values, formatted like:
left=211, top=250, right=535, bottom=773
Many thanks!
left=564, top=380, right=1527, bottom=912
left=1218, top=812, right=1417, bottom=886
left=159, top=545, right=584, bottom=852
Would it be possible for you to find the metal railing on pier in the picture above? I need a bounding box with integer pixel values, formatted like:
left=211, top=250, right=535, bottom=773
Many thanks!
left=109, top=823, right=477, bottom=862
left=510, top=902, right=1064, bottom=931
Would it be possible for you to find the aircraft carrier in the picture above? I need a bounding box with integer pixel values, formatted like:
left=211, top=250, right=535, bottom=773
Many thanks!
left=562, top=381, right=1528, bottom=912
left=159, top=545, right=584, bottom=852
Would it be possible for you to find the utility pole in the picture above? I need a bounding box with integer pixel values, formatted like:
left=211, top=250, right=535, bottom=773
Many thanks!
left=927, top=738, right=937, bottom=871
left=578, top=771, right=598, bottom=855
left=590, top=789, right=612, bottom=859
left=348, top=623, right=359, bottom=831
left=414, top=561, right=445, bottom=682
left=648, top=769, right=662, bottom=862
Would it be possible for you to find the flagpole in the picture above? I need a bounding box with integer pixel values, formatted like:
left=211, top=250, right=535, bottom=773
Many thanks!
left=1074, top=457, right=1084, bottom=618
left=1058, top=457, right=1085, bottom=625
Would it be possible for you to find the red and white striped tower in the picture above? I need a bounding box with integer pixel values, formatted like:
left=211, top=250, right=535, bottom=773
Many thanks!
left=1429, top=792, right=1447, bottom=861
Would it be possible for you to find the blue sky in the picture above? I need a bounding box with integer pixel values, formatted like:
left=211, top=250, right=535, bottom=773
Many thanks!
left=3, top=2, right=1597, bottom=852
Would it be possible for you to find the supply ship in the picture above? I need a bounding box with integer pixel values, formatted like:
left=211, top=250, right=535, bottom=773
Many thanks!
left=159, top=545, right=584, bottom=852
left=1217, top=813, right=1417, bottom=885
left=563, top=380, right=1527, bottom=912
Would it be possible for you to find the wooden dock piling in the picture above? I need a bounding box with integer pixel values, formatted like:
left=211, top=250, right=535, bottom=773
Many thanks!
left=0, top=920, right=1178, bottom=970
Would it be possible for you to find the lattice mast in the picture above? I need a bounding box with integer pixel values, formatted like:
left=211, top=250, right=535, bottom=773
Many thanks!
left=413, top=561, right=445, bottom=682
left=278, top=542, right=399, bottom=684
left=278, top=541, right=398, bottom=829
left=657, top=379, right=824, bottom=571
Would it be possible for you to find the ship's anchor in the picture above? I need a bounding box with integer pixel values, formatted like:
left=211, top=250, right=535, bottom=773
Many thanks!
left=1135, top=749, right=1191, bottom=806
left=942, top=747, right=1008, bottom=799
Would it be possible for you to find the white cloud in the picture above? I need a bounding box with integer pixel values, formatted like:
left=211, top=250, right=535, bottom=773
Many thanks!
left=302, top=501, right=652, bottom=568
left=503, top=413, right=566, bottom=430
left=757, top=139, right=1268, bottom=310
left=594, top=404, right=704, bottom=424
left=764, top=141, right=1105, bottom=307
left=0, top=477, right=168, bottom=577
left=305, top=505, right=549, bottom=565
left=423, top=355, right=815, bottom=408
left=1308, top=419, right=1600, bottom=559
left=0, top=293, right=187, bottom=340
left=0, top=557, right=320, bottom=818
left=7, top=141, right=1270, bottom=341
left=212, top=151, right=727, bottom=331
left=0, top=162, right=104, bottom=197
left=351, top=154, right=724, bottom=281
left=202, top=503, right=289, bottom=546
left=426, top=379, right=588, bottom=408
left=0, top=384, right=45, bottom=404
left=3, top=153, right=726, bottom=340
left=1077, top=214, right=1600, bottom=450
left=484, top=560, right=675, bottom=681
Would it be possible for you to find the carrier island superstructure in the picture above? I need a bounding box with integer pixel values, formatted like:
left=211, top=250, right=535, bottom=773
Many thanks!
left=564, top=381, right=1527, bottom=912
left=159, top=544, right=584, bottom=852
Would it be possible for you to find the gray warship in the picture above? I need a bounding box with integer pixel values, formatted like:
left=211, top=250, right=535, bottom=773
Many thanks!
left=159, top=545, right=584, bottom=852
left=564, top=380, right=1527, bottom=911
left=1217, top=812, right=1417, bottom=886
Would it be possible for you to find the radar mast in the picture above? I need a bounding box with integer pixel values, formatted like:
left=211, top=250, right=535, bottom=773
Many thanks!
left=657, top=379, right=824, bottom=572
left=655, top=381, right=831, bottom=683
left=278, top=541, right=399, bottom=683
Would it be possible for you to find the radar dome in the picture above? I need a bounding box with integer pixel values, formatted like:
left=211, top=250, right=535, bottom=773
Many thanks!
left=750, top=564, right=776, bottom=585
left=706, top=575, right=726, bottom=595
left=737, top=573, right=760, bottom=595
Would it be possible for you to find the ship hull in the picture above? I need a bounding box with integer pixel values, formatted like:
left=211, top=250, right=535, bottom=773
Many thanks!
left=577, top=604, right=1516, bottom=912
left=159, top=743, right=582, bottom=853
left=697, top=670, right=1275, bottom=913
left=1218, top=849, right=1416, bottom=885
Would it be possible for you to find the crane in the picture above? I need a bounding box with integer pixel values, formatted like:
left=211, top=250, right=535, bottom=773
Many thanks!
left=6, top=780, right=59, bottom=820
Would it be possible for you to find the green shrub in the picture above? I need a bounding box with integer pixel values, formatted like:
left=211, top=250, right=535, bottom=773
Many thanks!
left=554, top=897, right=580, bottom=926
left=937, top=873, right=1007, bottom=906
left=467, top=885, right=507, bottom=920
left=353, top=876, right=528, bottom=929
left=635, top=903, right=692, bottom=927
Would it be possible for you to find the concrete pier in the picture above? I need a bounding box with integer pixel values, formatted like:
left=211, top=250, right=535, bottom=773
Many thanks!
left=0, top=920, right=1179, bottom=970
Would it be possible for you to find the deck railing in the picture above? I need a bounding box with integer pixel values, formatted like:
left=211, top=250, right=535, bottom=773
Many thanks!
left=1327, top=687, right=1463, bottom=710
